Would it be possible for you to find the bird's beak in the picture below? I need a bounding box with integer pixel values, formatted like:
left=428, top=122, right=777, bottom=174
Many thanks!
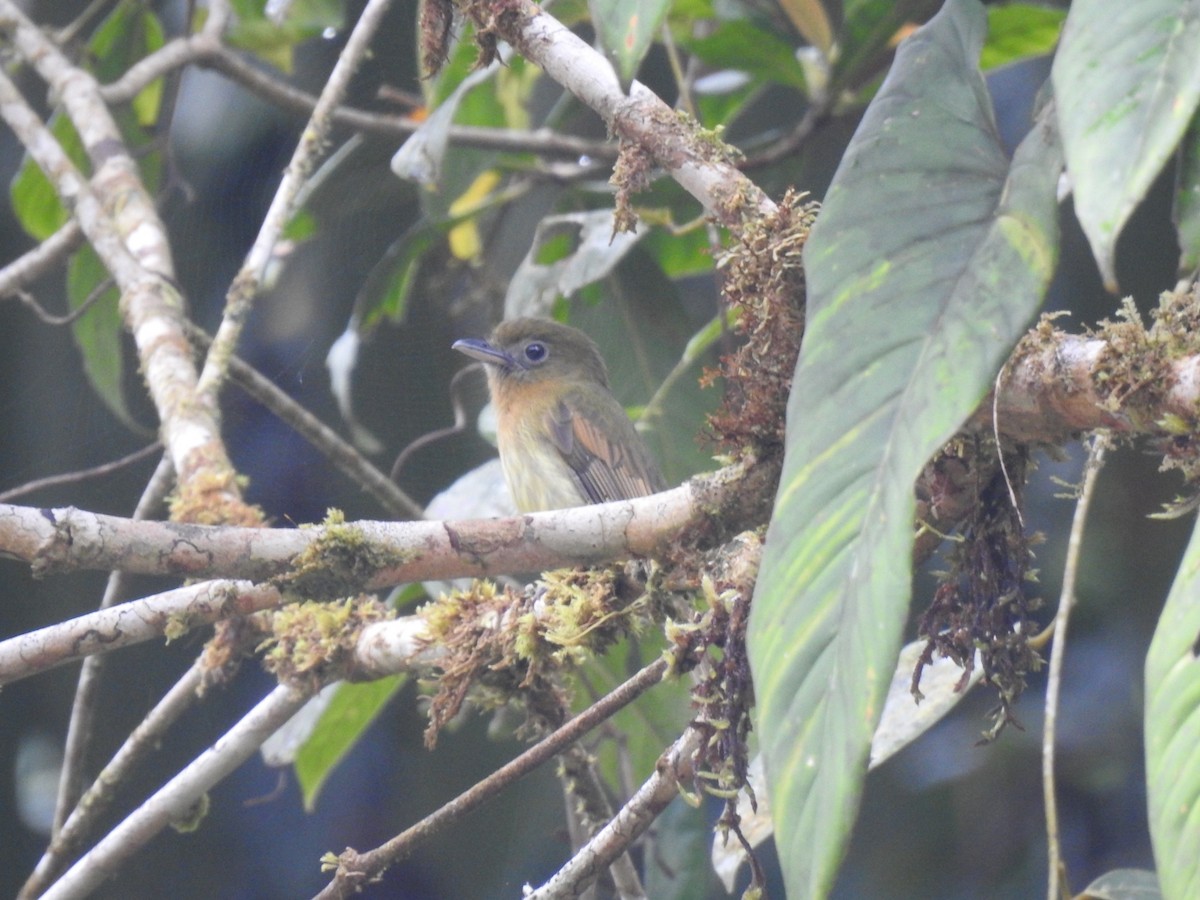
left=452, top=337, right=518, bottom=370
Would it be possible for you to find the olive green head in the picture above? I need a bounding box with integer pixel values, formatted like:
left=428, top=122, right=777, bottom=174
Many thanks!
left=452, top=318, right=610, bottom=388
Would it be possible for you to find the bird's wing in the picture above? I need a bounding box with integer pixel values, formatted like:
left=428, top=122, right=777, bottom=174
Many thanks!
left=545, top=395, right=666, bottom=504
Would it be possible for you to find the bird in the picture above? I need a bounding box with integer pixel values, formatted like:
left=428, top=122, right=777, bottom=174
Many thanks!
left=452, top=318, right=667, bottom=512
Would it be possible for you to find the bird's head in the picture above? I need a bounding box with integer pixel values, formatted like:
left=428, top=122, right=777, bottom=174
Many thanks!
left=452, top=318, right=610, bottom=390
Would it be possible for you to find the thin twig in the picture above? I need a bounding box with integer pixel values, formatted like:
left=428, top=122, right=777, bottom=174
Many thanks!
left=313, top=656, right=670, bottom=898
left=187, top=325, right=424, bottom=519
left=0, top=443, right=162, bottom=502
left=1043, top=433, right=1109, bottom=900
left=196, top=0, right=396, bottom=404
left=0, top=220, right=84, bottom=298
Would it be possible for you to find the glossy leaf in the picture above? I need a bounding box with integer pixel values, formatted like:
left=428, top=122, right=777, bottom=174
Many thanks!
left=1145, top=516, right=1200, bottom=900
left=748, top=1, right=1063, bottom=895
left=1053, top=0, right=1200, bottom=291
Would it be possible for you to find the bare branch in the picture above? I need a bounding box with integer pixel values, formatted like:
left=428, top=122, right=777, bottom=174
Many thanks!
left=0, top=580, right=281, bottom=686
left=524, top=727, right=702, bottom=899
left=22, top=662, right=204, bottom=900
left=0, top=443, right=162, bottom=503
left=314, top=656, right=671, bottom=898
left=0, top=220, right=84, bottom=297
left=38, top=683, right=315, bottom=900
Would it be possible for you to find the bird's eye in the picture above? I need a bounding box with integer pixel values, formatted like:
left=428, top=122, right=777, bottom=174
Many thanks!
left=524, top=342, right=548, bottom=364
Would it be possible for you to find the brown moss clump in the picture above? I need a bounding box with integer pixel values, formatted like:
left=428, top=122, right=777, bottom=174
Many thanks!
left=915, top=437, right=1042, bottom=741
left=169, top=467, right=263, bottom=526
left=705, top=188, right=818, bottom=457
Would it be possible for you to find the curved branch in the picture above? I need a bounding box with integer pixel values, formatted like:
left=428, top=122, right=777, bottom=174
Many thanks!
left=458, top=0, right=775, bottom=227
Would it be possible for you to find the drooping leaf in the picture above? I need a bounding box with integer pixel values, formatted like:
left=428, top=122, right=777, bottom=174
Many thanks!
left=295, top=675, right=406, bottom=810
left=748, top=1, right=1063, bottom=895
left=10, top=112, right=85, bottom=241
left=1053, top=0, right=1200, bottom=291
left=590, top=0, right=673, bottom=86
left=67, top=245, right=137, bottom=428
left=1145, top=516, right=1200, bottom=900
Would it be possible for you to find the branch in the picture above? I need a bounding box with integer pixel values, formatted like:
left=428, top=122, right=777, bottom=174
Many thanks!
left=21, top=663, right=205, bottom=899
left=458, top=0, right=775, bottom=227
left=195, top=0, right=396, bottom=404
left=0, top=7, right=250, bottom=515
left=314, top=656, right=671, bottom=898
left=38, top=683, right=315, bottom=900
left=0, top=461, right=768, bottom=582
left=0, top=580, right=282, bottom=686
left=523, top=727, right=702, bottom=899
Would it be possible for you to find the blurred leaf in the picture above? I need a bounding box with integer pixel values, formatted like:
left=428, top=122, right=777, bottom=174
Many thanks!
left=748, top=1, right=1063, bottom=895
left=644, top=795, right=715, bottom=899
left=778, top=0, right=834, bottom=55
left=88, top=4, right=166, bottom=125
left=590, top=0, right=673, bottom=85
left=1080, top=868, right=1162, bottom=900
left=295, top=675, right=406, bottom=810
left=448, top=170, right=503, bottom=260
left=1174, top=112, right=1200, bottom=275
left=10, top=112, right=84, bottom=241
left=831, top=0, right=941, bottom=96
left=640, top=219, right=718, bottom=279
left=1053, top=0, right=1200, bottom=291
left=227, top=0, right=342, bottom=72
left=68, top=245, right=137, bottom=428
left=392, top=62, right=501, bottom=186
left=980, top=3, right=1064, bottom=71
left=1145, top=515, right=1200, bottom=900
left=504, top=210, right=647, bottom=319
left=685, top=20, right=808, bottom=93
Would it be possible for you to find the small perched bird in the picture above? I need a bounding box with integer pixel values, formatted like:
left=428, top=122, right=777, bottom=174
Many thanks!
left=453, top=318, right=667, bottom=512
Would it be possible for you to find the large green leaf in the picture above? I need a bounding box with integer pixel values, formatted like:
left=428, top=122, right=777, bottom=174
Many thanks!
left=1052, top=0, right=1200, bottom=291
left=1145, top=518, right=1200, bottom=900
left=747, top=1, right=1063, bottom=895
